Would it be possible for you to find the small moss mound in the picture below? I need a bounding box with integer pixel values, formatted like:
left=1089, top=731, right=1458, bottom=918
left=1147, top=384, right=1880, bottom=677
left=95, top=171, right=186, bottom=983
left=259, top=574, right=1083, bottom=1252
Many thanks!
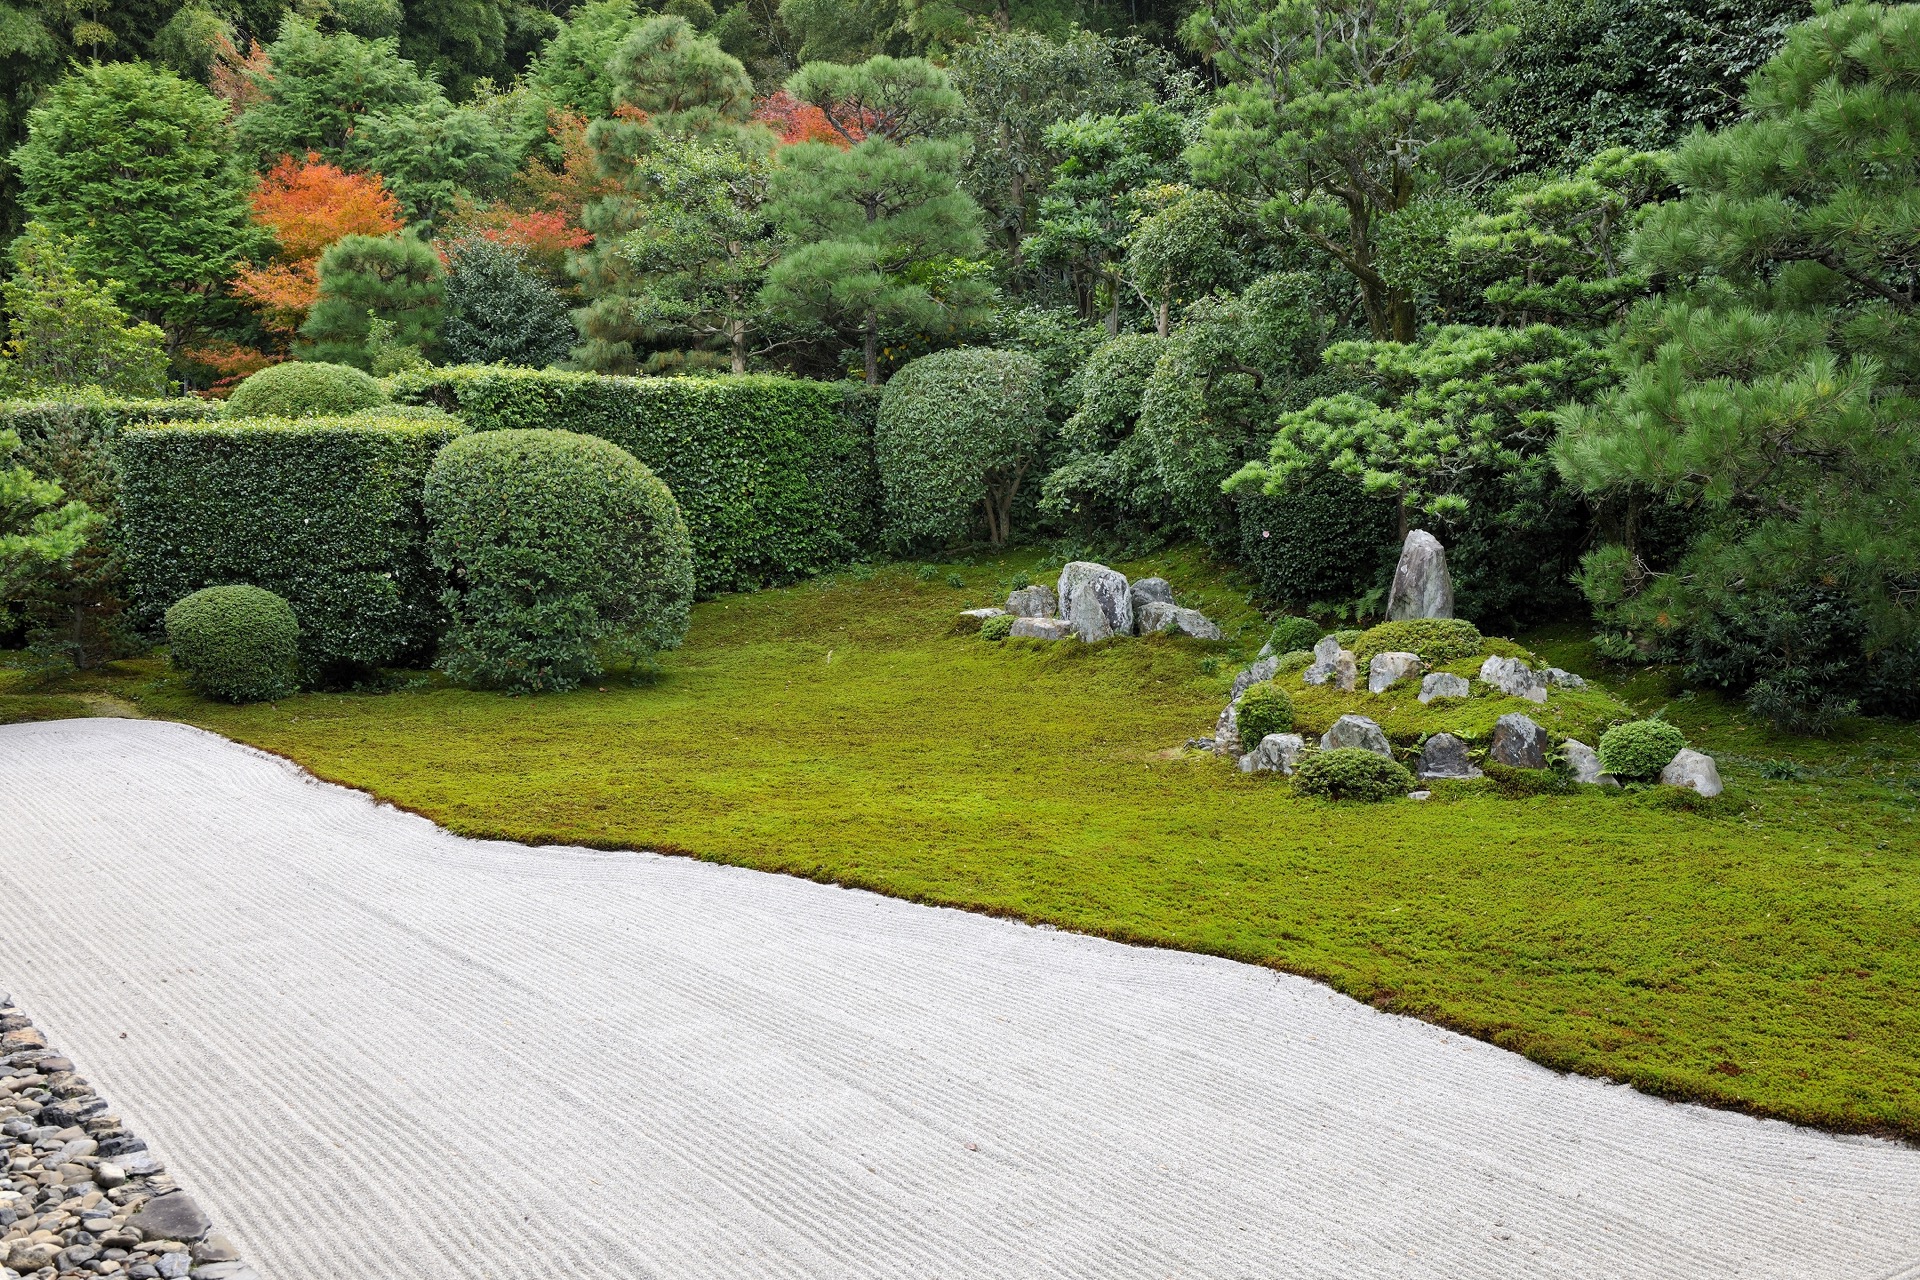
left=1237, top=681, right=1294, bottom=743
left=1333, top=628, right=1363, bottom=647
left=1294, top=747, right=1415, bottom=802
left=1266, top=615, right=1322, bottom=655
left=1483, top=761, right=1575, bottom=798
left=164, top=585, right=300, bottom=703
left=1355, top=618, right=1483, bottom=667
left=226, top=361, right=388, bottom=419
left=1273, top=648, right=1314, bottom=674
left=979, top=613, right=1014, bottom=642
left=1599, top=719, right=1687, bottom=781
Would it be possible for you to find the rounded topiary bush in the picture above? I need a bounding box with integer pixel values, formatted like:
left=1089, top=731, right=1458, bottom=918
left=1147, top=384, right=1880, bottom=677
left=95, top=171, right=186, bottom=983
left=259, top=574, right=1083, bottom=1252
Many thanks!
left=1598, top=719, right=1687, bottom=782
left=1354, top=617, right=1483, bottom=666
left=876, top=348, right=1048, bottom=548
left=423, top=428, right=694, bottom=692
left=164, top=585, right=300, bottom=703
left=979, top=613, right=1015, bottom=642
left=1294, top=747, right=1415, bottom=802
left=1237, top=681, right=1294, bottom=743
left=1266, top=615, right=1322, bottom=655
left=226, top=361, right=389, bottom=419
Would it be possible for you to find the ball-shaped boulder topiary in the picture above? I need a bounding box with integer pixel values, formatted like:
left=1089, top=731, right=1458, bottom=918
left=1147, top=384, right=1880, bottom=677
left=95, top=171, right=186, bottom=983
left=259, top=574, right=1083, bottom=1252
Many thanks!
left=1237, top=681, right=1295, bottom=743
left=423, top=428, right=695, bottom=692
left=1354, top=618, right=1483, bottom=667
left=225, top=361, right=389, bottom=419
left=1294, top=747, right=1416, bottom=802
left=1266, top=615, right=1322, bottom=655
left=164, top=585, right=301, bottom=703
left=1597, top=719, right=1688, bottom=782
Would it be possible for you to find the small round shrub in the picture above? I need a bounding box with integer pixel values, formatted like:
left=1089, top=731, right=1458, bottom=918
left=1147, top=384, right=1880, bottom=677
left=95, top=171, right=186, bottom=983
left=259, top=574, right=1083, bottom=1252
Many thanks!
left=979, top=613, right=1015, bottom=641
left=1598, top=719, right=1688, bottom=782
left=1355, top=617, right=1483, bottom=667
left=424, top=429, right=695, bottom=692
left=225, top=361, right=389, bottom=418
left=1266, top=615, right=1322, bottom=655
left=1294, top=747, right=1416, bottom=802
left=164, top=585, right=300, bottom=703
left=1237, top=681, right=1294, bottom=743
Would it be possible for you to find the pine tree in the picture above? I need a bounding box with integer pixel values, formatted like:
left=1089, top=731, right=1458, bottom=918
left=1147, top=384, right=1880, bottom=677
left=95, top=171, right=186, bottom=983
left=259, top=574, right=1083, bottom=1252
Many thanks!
left=300, top=234, right=446, bottom=369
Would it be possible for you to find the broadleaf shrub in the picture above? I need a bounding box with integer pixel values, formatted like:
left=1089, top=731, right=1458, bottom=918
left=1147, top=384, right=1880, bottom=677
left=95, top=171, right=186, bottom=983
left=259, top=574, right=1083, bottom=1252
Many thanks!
left=225, top=361, right=388, bottom=419
left=423, top=429, right=694, bottom=692
left=390, top=366, right=877, bottom=594
left=1354, top=618, right=1483, bottom=667
left=1597, top=719, right=1686, bottom=782
left=119, top=415, right=464, bottom=681
left=1237, top=681, right=1295, bottom=744
left=979, top=613, right=1014, bottom=641
left=1294, top=747, right=1415, bottom=802
left=1266, top=615, right=1322, bottom=655
left=163, top=584, right=299, bottom=703
left=1239, top=468, right=1397, bottom=610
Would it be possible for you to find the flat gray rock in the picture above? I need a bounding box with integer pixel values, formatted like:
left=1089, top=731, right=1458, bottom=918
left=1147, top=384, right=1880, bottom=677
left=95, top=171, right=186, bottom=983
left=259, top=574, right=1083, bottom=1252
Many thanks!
left=1320, top=715, right=1391, bottom=757
left=1385, top=529, right=1454, bottom=620
left=1008, top=617, right=1072, bottom=641
left=1057, top=561, right=1133, bottom=642
left=1368, top=651, right=1424, bottom=694
left=1138, top=601, right=1222, bottom=641
left=1005, top=585, right=1056, bottom=618
left=128, top=1191, right=211, bottom=1243
left=1544, top=667, right=1588, bottom=690
left=1479, top=655, right=1547, bottom=703
left=1661, top=748, right=1724, bottom=798
left=1489, top=714, right=1548, bottom=769
left=1128, top=578, right=1174, bottom=611
left=1418, top=672, right=1471, bottom=704
left=956, top=607, right=1006, bottom=632
left=1237, top=733, right=1305, bottom=775
left=1417, top=733, right=1482, bottom=780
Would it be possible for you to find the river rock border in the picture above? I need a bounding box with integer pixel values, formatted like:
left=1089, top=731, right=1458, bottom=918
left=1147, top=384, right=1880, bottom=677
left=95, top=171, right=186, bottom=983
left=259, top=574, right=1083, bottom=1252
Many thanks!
left=1, top=994, right=253, bottom=1280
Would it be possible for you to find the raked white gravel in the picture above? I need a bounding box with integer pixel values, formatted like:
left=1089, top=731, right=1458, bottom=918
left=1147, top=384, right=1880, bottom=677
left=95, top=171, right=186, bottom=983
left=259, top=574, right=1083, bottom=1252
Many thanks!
left=2, top=717, right=1916, bottom=1279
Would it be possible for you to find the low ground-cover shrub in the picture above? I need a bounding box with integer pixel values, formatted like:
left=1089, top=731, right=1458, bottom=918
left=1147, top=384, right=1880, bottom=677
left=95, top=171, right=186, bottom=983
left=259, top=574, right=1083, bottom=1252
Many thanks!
left=1354, top=618, right=1483, bottom=667
left=423, top=429, right=694, bottom=692
left=1599, top=719, right=1687, bottom=781
left=164, top=584, right=299, bottom=702
left=390, top=366, right=877, bottom=594
left=1237, top=681, right=1294, bottom=742
left=225, top=361, right=388, bottom=419
left=1294, top=747, right=1414, bottom=801
left=120, top=415, right=463, bottom=682
left=979, top=613, right=1015, bottom=642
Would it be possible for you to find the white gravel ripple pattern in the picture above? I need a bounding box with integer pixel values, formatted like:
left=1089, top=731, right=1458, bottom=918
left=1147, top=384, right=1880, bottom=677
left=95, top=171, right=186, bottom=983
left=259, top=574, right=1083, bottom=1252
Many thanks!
left=1, top=718, right=1916, bottom=1279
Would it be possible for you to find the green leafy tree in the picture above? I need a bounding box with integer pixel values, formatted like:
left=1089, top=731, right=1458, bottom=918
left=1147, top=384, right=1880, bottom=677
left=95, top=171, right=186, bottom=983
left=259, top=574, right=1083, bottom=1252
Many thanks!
left=1039, top=332, right=1169, bottom=539
left=1183, top=0, right=1514, bottom=341
left=399, top=0, right=507, bottom=99
left=300, top=234, right=446, bottom=369
left=1122, top=184, right=1249, bottom=337
left=1553, top=2, right=1920, bottom=729
left=348, top=90, right=524, bottom=226
left=1, top=428, right=99, bottom=609
left=234, top=17, right=440, bottom=164
left=763, top=56, right=993, bottom=384
left=0, top=223, right=169, bottom=396
left=11, top=60, right=257, bottom=354
left=523, top=0, right=642, bottom=119
left=442, top=236, right=577, bottom=368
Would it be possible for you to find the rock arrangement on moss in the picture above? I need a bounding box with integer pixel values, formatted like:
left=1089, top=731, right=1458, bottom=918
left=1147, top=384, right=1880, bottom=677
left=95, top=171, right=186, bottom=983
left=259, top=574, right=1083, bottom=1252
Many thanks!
left=960, top=561, right=1223, bottom=644
left=1, top=994, right=255, bottom=1280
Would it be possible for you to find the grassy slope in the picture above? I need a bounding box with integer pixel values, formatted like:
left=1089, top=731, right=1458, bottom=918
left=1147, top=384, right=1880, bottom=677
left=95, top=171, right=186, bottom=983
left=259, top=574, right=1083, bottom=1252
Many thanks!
left=5, top=551, right=1917, bottom=1140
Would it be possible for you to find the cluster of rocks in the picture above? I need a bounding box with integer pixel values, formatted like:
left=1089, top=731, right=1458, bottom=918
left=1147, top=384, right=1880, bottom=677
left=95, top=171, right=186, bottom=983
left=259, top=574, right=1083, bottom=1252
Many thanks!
left=961, top=562, right=1223, bottom=643
left=1, top=996, right=252, bottom=1280
left=1294, top=637, right=1586, bottom=707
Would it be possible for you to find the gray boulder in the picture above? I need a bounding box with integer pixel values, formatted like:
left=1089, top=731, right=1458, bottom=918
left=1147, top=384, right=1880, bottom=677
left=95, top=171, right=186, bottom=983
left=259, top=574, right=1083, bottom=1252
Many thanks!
left=1479, top=654, right=1548, bottom=703
left=1417, top=732, right=1482, bottom=780
left=1418, top=672, right=1471, bottom=703
left=1544, top=666, right=1588, bottom=690
left=1213, top=701, right=1240, bottom=755
left=1304, top=635, right=1358, bottom=691
left=1238, top=732, right=1305, bottom=775
left=1139, top=600, right=1223, bottom=640
left=1009, top=617, right=1072, bottom=641
left=1005, top=585, right=1057, bottom=618
left=1129, top=577, right=1174, bottom=611
left=1228, top=655, right=1281, bottom=702
left=129, top=1192, right=211, bottom=1243
left=1660, top=748, right=1724, bottom=798
left=1489, top=713, right=1548, bottom=769
left=1561, top=738, right=1618, bottom=786
left=956, top=607, right=1007, bottom=632
left=1058, top=560, right=1134, bottom=642
left=1320, top=714, right=1391, bottom=757
left=1385, top=529, right=1454, bottom=620
left=1367, top=650, right=1424, bottom=694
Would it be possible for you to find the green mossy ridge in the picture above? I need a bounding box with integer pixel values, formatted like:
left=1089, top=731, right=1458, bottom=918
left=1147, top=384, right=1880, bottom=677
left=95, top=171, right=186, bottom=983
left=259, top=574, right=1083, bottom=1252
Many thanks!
left=4, top=550, right=1918, bottom=1142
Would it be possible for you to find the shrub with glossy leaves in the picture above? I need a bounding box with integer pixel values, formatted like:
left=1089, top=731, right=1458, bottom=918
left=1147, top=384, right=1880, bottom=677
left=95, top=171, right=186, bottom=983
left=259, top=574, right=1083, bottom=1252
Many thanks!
left=1237, top=681, right=1294, bottom=744
left=1598, top=719, right=1687, bottom=782
left=225, top=361, right=388, bottom=419
left=424, top=429, right=694, bottom=692
left=164, top=584, right=300, bottom=702
left=1354, top=618, right=1483, bottom=668
left=1294, top=747, right=1416, bottom=802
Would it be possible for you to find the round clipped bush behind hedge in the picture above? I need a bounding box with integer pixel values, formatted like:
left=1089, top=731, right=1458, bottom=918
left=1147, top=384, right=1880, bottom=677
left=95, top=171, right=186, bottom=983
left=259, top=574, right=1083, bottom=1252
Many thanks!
left=1237, top=681, right=1295, bottom=743
left=225, top=361, right=389, bottom=419
left=1598, top=719, right=1687, bottom=782
left=1294, top=747, right=1416, bottom=802
left=164, top=585, right=300, bottom=703
left=1354, top=617, right=1483, bottom=667
left=1266, top=615, right=1322, bottom=655
left=424, top=428, right=695, bottom=692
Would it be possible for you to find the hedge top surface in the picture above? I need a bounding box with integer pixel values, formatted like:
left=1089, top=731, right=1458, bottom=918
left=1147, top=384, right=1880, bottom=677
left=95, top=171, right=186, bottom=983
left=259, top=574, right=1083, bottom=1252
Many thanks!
left=226, top=361, right=389, bottom=419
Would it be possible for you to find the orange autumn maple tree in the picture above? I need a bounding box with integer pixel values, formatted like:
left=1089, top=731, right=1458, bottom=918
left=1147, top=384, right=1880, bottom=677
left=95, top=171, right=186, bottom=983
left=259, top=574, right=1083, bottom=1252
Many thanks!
left=232, top=154, right=405, bottom=337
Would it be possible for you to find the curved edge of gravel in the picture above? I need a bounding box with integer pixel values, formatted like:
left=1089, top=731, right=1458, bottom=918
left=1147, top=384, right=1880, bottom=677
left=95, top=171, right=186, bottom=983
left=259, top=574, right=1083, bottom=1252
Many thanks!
left=1, top=994, right=255, bottom=1280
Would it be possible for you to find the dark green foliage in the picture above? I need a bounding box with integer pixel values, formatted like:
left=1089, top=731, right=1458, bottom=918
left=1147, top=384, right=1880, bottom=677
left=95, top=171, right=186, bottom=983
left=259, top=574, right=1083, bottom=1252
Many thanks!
left=423, top=428, right=694, bottom=691
left=1236, top=680, right=1294, bottom=743
left=1482, top=760, right=1576, bottom=798
left=1265, top=615, right=1321, bottom=655
left=524, top=0, right=641, bottom=119
left=389, top=366, right=877, bottom=593
left=979, top=612, right=1014, bottom=641
left=301, top=235, right=446, bottom=370
left=441, top=238, right=576, bottom=369
left=225, top=362, right=388, bottom=419
left=118, top=415, right=465, bottom=682
left=1237, top=469, right=1397, bottom=610
left=1040, top=333, right=1167, bottom=540
left=1354, top=618, right=1482, bottom=667
left=874, top=347, right=1048, bottom=547
left=164, top=584, right=300, bottom=703
left=1597, top=719, right=1686, bottom=782
left=1294, top=746, right=1415, bottom=802
left=399, top=0, right=507, bottom=98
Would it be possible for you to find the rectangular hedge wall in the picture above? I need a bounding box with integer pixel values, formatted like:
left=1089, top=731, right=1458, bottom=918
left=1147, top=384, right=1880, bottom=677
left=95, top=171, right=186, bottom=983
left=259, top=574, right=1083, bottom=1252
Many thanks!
left=0, top=395, right=220, bottom=517
left=389, top=367, right=879, bottom=595
left=119, top=416, right=465, bottom=679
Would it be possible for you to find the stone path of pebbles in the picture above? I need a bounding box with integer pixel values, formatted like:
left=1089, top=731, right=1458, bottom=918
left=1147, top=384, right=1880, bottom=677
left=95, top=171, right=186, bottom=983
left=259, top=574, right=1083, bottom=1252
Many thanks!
left=1, top=997, right=253, bottom=1280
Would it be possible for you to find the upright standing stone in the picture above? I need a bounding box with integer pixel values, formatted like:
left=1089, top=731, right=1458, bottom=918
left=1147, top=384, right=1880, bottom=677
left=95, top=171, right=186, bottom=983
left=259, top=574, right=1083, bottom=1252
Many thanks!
left=1489, top=713, right=1548, bottom=768
left=1386, top=529, right=1455, bottom=621
left=1303, top=634, right=1358, bottom=691
left=1417, top=732, right=1482, bottom=779
left=1057, top=561, right=1134, bottom=642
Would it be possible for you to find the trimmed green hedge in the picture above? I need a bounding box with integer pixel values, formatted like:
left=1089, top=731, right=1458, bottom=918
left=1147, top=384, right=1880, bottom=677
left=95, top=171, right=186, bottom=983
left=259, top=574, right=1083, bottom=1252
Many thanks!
left=225, top=361, right=388, bottom=419
left=0, top=395, right=220, bottom=516
left=120, top=415, right=465, bottom=680
left=389, top=366, right=878, bottom=594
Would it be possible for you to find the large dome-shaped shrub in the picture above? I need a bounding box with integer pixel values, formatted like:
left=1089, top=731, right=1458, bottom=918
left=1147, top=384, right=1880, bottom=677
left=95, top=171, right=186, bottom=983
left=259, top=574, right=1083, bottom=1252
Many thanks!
left=226, top=361, right=388, bottom=418
left=876, top=348, right=1048, bottom=547
left=164, top=585, right=300, bottom=702
left=423, top=429, right=694, bottom=692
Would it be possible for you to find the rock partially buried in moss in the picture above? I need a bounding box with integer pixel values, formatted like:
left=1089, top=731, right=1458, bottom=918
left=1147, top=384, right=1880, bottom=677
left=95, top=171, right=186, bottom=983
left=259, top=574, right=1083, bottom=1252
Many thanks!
left=1368, top=650, right=1423, bottom=693
left=1138, top=600, right=1222, bottom=640
left=955, top=607, right=1007, bottom=632
left=1479, top=654, right=1547, bottom=703
left=1419, top=672, right=1471, bottom=703
left=1009, top=616, right=1073, bottom=641
left=1418, top=732, right=1482, bottom=779
left=1490, top=713, right=1548, bottom=768
left=1129, top=577, right=1174, bottom=612
left=1661, top=749, right=1724, bottom=798
left=1239, top=732, right=1304, bottom=774
left=1304, top=634, right=1357, bottom=691
left=1006, top=585, right=1056, bottom=617
left=1320, top=714, right=1391, bottom=757
left=1057, top=560, right=1134, bottom=641
left=1562, top=738, right=1618, bottom=786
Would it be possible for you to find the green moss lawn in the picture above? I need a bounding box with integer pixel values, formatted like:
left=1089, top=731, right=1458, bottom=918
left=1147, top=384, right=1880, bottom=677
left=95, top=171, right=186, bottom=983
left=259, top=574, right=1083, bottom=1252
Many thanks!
left=5, top=550, right=1918, bottom=1140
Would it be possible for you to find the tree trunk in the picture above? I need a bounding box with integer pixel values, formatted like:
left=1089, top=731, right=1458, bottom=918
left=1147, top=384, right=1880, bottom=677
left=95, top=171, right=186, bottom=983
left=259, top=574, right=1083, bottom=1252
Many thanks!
left=1156, top=296, right=1170, bottom=338
left=1105, top=269, right=1121, bottom=336
left=863, top=309, right=879, bottom=386
left=731, top=318, right=746, bottom=375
